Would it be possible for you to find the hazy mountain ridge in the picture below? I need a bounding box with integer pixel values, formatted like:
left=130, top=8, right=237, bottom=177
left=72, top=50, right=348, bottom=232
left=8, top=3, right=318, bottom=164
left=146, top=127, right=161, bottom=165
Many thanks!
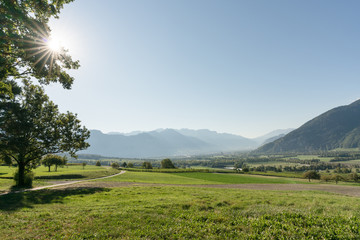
left=253, top=129, right=294, bottom=144
left=256, top=99, right=360, bottom=153
left=81, top=128, right=283, bottom=158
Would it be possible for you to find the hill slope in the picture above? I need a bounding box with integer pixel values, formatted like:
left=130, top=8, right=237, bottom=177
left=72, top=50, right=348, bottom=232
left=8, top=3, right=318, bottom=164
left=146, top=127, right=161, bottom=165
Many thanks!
left=257, top=99, right=360, bottom=153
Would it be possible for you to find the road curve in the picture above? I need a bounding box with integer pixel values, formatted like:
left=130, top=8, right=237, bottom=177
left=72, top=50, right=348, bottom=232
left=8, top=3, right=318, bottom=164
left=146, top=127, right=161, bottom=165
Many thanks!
left=0, top=170, right=126, bottom=196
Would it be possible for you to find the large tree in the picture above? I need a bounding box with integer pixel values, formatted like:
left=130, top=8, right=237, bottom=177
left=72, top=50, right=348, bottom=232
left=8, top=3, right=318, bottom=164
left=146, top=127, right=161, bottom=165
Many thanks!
left=0, top=81, right=89, bottom=186
left=1, top=1, right=89, bottom=187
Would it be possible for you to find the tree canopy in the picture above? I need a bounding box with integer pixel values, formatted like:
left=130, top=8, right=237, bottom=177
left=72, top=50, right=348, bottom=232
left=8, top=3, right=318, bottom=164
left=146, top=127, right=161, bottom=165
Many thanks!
left=42, top=154, right=66, bottom=172
left=161, top=158, right=176, bottom=169
left=1, top=0, right=79, bottom=91
left=303, top=170, right=320, bottom=182
left=142, top=161, right=153, bottom=169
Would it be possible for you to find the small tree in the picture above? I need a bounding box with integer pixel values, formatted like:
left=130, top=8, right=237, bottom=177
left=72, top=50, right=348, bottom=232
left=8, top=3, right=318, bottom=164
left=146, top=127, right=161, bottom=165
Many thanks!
left=95, top=160, right=101, bottom=166
left=303, top=170, right=320, bottom=182
left=333, top=174, right=344, bottom=184
left=161, top=158, right=175, bottom=169
left=82, top=162, right=87, bottom=169
left=142, top=161, right=153, bottom=169
left=111, top=162, right=120, bottom=169
left=122, top=162, right=127, bottom=168
left=127, top=163, right=134, bottom=168
left=42, top=155, right=64, bottom=172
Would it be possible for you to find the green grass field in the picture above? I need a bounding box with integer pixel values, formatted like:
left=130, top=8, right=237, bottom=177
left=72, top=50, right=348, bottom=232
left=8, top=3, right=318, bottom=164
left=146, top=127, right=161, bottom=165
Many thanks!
left=1, top=186, right=360, bottom=239
left=99, top=171, right=307, bottom=184
left=0, top=165, right=120, bottom=192
left=0, top=165, right=119, bottom=178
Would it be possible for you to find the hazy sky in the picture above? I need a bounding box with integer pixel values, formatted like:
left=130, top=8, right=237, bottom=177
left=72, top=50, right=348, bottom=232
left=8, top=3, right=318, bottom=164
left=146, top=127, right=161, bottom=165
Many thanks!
left=46, top=0, right=360, bottom=138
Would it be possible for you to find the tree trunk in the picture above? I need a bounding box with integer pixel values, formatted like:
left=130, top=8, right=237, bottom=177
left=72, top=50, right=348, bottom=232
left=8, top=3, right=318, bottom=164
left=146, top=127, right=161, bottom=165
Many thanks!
left=18, top=162, right=25, bottom=187
left=55, top=165, right=58, bottom=172
left=48, top=165, right=51, bottom=172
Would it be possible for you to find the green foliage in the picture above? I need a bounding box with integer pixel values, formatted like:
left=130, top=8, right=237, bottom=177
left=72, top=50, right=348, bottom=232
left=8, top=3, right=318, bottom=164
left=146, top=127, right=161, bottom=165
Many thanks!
left=0, top=81, right=89, bottom=186
left=142, top=161, right=153, bottom=169
left=332, top=174, right=344, bottom=184
left=303, top=170, right=321, bottom=182
left=127, top=163, right=134, bottom=168
left=0, top=0, right=88, bottom=188
left=349, top=172, right=359, bottom=182
left=42, top=154, right=65, bottom=172
left=1, top=0, right=79, bottom=89
left=321, top=174, right=332, bottom=182
left=161, top=158, right=176, bottom=169
left=111, top=162, right=120, bottom=169
left=13, top=169, right=34, bottom=188
left=95, top=160, right=101, bottom=166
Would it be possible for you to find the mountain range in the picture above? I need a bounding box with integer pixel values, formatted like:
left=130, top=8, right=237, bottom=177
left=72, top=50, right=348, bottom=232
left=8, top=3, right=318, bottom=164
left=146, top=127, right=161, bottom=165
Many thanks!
left=257, top=99, right=360, bottom=153
left=80, top=128, right=292, bottom=158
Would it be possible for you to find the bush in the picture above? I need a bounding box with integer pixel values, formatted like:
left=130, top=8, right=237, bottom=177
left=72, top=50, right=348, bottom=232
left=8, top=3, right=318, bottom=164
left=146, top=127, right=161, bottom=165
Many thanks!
left=95, top=160, right=101, bottom=166
left=14, top=170, right=34, bottom=188
left=111, top=162, right=120, bottom=169
left=161, top=158, right=176, bottom=169
left=142, top=161, right=153, bottom=169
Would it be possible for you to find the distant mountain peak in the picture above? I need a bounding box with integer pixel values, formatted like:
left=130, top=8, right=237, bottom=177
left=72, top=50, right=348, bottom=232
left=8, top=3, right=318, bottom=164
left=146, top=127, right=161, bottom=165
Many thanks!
left=82, top=128, right=259, bottom=158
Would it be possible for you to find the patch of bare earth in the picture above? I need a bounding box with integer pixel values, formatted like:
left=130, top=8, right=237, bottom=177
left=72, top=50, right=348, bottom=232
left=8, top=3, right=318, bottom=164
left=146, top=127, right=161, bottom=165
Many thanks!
left=52, top=181, right=360, bottom=197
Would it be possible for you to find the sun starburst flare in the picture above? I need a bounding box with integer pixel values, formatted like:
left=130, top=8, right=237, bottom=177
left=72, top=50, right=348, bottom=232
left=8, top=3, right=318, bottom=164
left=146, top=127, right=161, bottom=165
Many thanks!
left=19, top=20, right=68, bottom=76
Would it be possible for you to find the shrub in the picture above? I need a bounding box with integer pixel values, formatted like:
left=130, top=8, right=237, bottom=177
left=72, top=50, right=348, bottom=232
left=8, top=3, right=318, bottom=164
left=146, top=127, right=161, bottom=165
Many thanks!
left=95, top=160, right=101, bottom=166
left=142, top=161, right=153, bottom=169
left=14, top=170, right=34, bottom=188
left=161, top=158, right=175, bottom=169
left=111, top=162, right=120, bottom=169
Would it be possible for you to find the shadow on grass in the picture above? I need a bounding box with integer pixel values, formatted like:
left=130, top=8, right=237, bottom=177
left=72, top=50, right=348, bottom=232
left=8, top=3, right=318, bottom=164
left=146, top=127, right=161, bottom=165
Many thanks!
left=35, top=174, right=86, bottom=180
left=0, top=187, right=110, bottom=212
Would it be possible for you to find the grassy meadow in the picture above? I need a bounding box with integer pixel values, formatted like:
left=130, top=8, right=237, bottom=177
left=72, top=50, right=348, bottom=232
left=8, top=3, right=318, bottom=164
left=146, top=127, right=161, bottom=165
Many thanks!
left=0, top=165, right=120, bottom=192
left=98, top=171, right=307, bottom=184
left=1, top=166, right=360, bottom=239
left=1, top=185, right=360, bottom=239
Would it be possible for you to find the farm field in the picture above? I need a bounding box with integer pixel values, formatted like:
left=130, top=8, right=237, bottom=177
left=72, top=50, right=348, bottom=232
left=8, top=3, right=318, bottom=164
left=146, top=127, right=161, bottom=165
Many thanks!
left=97, top=171, right=307, bottom=184
left=1, top=185, right=360, bottom=239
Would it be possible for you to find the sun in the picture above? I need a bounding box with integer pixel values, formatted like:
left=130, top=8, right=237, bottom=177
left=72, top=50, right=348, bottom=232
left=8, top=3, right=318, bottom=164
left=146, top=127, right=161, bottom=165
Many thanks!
left=46, top=38, right=62, bottom=53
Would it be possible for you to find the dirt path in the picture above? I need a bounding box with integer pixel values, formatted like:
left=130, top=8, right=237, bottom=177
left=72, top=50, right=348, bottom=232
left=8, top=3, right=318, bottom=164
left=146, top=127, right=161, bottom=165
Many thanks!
left=55, top=181, right=360, bottom=198
left=0, top=171, right=126, bottom=196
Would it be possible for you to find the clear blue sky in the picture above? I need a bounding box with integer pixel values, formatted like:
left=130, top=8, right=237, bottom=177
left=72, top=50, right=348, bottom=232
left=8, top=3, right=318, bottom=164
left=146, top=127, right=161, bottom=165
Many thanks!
left=46, top=0, right=360, bottom=138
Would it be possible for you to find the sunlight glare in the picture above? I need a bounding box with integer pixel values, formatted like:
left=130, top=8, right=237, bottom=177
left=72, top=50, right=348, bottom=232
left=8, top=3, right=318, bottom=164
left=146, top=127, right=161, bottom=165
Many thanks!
left=47, top=38, right=62, bottom=53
